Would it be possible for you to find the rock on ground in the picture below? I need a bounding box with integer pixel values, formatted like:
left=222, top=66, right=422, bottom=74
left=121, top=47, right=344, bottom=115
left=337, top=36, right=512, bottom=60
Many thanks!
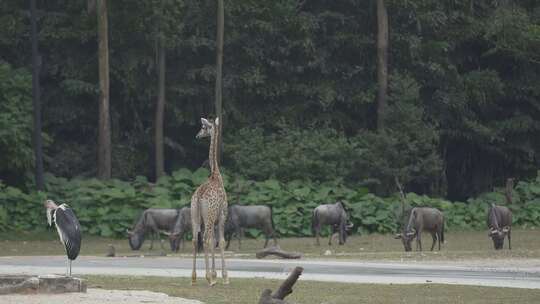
left=0, top=288, right=203, bottom=304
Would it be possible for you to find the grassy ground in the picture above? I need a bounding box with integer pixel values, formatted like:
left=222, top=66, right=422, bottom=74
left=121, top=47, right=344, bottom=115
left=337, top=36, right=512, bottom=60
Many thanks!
left=85, top=275, right=540, bottom=304
left=1, top=228, right=539, bottom=261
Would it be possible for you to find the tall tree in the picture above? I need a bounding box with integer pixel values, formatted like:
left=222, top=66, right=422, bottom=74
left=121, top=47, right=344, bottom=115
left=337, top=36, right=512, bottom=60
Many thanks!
left=214, top=0, right=224, bottom=163
left=30, top=0, right=44, bottom=190
left=376, top=0, right=388, bottom=131
left=154, top=37, right=166, bottom=179
left=97, top=0, right=111, bottom=179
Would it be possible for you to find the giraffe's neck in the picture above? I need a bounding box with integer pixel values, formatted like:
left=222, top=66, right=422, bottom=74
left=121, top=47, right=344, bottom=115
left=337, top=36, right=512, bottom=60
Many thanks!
left=208, top=131, right=215, bottom=173
left=209, top=125, right=220, bottom=177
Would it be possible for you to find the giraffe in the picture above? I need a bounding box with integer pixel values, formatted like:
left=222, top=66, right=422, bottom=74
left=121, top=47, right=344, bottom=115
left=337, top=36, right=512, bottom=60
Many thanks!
left=190, top=117, right=229, bottom=286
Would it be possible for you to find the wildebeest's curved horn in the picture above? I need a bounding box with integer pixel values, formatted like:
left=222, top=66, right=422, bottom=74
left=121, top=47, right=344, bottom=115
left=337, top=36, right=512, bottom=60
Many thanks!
left=126, top=229, right=134, bottom=235
left=488, top=228, right=497, bottom=236
left=346, top=223, right=354, bottom=228
left=406, top=231, right=415, bottom=237
left=502, top=226, right=510, bottom=233
left=161, top=231, right=172, bottom=236
left=394, top=233, right=402, bottom=239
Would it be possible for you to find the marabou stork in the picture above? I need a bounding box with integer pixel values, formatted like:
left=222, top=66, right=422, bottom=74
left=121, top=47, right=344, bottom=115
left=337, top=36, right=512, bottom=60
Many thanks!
left=44, top=199, right=82, bottom=276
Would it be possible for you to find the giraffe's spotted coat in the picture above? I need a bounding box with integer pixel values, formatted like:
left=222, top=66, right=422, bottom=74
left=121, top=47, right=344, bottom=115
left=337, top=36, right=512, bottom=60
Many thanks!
left=190, top=117, right=229, bottom=286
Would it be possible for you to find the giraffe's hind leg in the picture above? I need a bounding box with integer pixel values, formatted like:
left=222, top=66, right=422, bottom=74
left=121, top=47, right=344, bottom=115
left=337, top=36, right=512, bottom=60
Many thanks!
left=204, top=223, right=217, bottom=286
left=218, top=207, right=229, bottom=284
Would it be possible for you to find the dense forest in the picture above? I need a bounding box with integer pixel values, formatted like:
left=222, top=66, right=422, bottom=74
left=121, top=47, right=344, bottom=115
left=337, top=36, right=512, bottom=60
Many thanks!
left=1, top=0, right=539, bottom=201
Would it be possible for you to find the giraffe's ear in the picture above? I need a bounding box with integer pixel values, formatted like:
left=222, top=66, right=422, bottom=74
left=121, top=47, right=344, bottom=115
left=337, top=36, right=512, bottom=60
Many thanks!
left=214, top=117, right=219, bottom=127
left=201, top=118, right=211, bottom=127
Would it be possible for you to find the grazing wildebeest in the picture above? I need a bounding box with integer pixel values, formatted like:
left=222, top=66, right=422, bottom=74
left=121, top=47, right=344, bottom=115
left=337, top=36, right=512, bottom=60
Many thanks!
left=165, top=207, right=192, bottom=252
left=127, top=208, right=179, bottom=250
left=164, top=207, right=211, bottom=252
left=487, top=203, right=512, bottom=250
left=311, top=201, right=353, bottom=246
left=224, top=205, right=277, bottom=250
left=394, top=207, right=444, bottom=252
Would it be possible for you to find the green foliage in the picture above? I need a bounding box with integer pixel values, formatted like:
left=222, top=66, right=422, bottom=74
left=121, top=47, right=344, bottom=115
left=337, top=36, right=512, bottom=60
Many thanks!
left=224, top=127, right=364, bottom=183
left=0, top=63, right=33, bottom=174
left=0, top=0, right=539, bottom=200
left=353, top=72, right=443, bottom=195
left=2, top=169, right=540, bottom=237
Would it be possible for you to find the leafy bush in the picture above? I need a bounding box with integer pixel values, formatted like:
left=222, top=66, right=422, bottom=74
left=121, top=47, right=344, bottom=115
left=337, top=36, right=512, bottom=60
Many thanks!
left=353, top=72, right=443, bottom=196
left=1, top=169, right=540, bottom=237
left=0, top=63, right=33, bottom=175
left=224, top=127, right=364, bottom=183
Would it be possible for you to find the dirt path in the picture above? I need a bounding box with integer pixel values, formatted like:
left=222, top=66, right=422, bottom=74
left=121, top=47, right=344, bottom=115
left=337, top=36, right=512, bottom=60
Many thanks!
left=0, top=288, right=203, bottom=304
left=1, top=256, right=540, bottom=289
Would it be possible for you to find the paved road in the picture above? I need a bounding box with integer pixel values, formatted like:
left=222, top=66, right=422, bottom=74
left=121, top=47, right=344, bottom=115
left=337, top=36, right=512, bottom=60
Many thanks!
left=1, top=256, right=540, bottom=289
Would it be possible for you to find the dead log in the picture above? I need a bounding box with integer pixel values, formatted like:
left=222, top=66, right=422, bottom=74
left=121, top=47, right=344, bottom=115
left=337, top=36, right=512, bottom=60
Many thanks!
left=259, top=290, right=286, bottom=304
left=256, top=246, right=302, bottom=259
left=105, top=244, right=115, bottom=257
left=258, top=266, right=304, bottom=304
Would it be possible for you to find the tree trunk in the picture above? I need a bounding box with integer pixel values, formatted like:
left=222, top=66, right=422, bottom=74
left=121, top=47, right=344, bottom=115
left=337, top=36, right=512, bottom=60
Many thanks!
left=97, top=0, right=111, bottom=179
left=394, top=176, right=406, bottom=230
left=30, top=0, right=44, bottom=190
left=154, top=39, right=166, bottom=180
left=505, top=178, right=514, bottom=204
left=376, top=0, right=388, bottom=131
left=214, top=0, right=224, bottom=164
left=258, top=266, right=303, bottom=304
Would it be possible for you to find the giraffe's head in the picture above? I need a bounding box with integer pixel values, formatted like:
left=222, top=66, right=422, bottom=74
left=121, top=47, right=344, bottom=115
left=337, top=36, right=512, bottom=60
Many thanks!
left=196, top=117, right=219, bottom=139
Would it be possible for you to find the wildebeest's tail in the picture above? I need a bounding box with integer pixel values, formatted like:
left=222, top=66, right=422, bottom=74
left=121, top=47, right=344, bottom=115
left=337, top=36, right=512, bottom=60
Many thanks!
left=311, top=209, right=319, bottom=235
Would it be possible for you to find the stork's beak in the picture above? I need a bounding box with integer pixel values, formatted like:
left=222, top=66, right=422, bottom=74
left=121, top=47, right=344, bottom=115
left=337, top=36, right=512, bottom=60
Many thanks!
left=46, top=209, right=53, bottom=226
left=44, top=200, right=58, bottom=226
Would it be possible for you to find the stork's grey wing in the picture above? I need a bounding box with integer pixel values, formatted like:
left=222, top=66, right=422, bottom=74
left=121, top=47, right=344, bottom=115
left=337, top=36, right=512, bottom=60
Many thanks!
left=55, top=207, right=82, bottom=260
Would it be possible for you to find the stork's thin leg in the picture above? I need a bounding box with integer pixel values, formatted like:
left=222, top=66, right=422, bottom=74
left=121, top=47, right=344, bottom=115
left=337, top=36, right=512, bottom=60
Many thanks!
left=69, top=259, right=72, bottom=277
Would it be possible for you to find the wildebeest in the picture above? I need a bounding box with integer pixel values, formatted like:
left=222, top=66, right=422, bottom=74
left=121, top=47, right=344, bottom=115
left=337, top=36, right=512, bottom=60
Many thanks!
left=164, top=207, right=192, bottom=251
left=394, top=207, right=444, bottom=252
left=164, top=207, right=210, bottom=252
left=224, top=204, right=277, bottom=250
left=127, top=208, right=179, bottom=250
left=487, top=203, right=512, bottom=250
left=311, top=201, right=353, bottom=246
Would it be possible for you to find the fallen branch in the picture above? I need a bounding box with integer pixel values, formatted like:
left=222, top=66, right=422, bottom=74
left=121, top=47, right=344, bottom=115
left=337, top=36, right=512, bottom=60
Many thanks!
left=256, top=246, right=302, bottom=259
left=258, top=266, right=304, bottom=304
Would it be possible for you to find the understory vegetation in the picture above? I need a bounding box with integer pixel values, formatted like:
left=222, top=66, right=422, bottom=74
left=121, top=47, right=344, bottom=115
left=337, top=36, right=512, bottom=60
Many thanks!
left=1, top=168, right=539, bottom=238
